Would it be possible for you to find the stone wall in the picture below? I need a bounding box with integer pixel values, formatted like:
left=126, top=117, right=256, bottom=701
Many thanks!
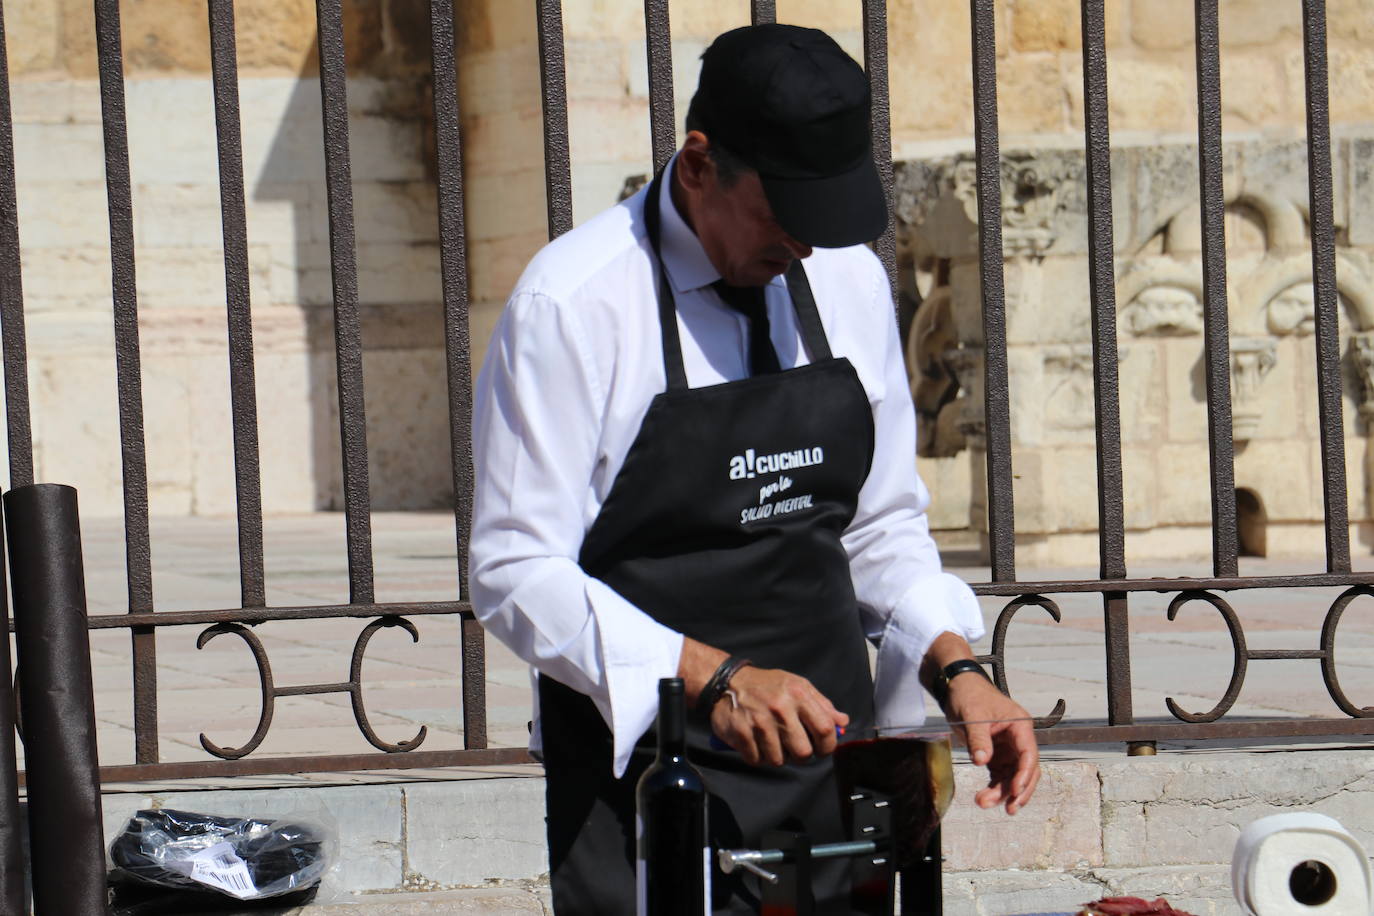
left=7, top=0, right=1374, bottom=545
left=897, top=135, right=1374, bottom=563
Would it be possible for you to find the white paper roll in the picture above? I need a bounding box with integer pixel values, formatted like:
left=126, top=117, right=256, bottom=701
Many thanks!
left=1232, top=813, right=1373, bottom=916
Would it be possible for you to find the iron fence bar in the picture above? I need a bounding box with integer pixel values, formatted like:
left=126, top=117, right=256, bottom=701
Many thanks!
left=95, top=0, right=160, bottom=766
left=1081, top=0, right=1132, bottom=729
left=1038, top=718, right=1374, bottom=744
left=644, top=0, right=675, bottom=174
left=1080, top=0, right=1125, bottom=581
left=315, top=0, right=376, bottom=603
left=77, top=600, right=472, bottom=630
left=969, top=571, right=1374, bottom=596
left=1300, top=0, right=1350, bottom=574
left=0, top=508, right=23, bottom=914
left=750, top=0, right=775, bottom=26
left=427, top=0, right=488, bottom=750
left=208, top=0, right=267, bottom=608
left=862, top=0, right=898, bottom=307
left=1193, top=0, right=1240, bottom=578
left=0, top=2, right=31, bottom=490
left=67, top=747, right=535, bottom=787
left=537, top=0, right=574, bottom=239
left=969, top=0, right=1015, bottom=582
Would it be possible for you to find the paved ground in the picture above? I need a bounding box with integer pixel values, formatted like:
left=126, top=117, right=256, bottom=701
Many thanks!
left=30, top=511, right=1374, bottom=779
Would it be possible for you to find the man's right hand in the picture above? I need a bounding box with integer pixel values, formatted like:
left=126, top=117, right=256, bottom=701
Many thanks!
left=679, top=636, right=847, bottom=766
left=707, top=665, right=848, bottom=766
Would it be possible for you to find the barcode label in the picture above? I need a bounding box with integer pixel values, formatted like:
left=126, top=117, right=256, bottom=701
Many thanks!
left=187, top=842, right=259, bottom=899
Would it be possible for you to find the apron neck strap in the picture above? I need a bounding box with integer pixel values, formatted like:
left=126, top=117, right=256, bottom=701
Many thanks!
left=785, top=260, right=833, bottom=362
left=643, top=164, right=836, bottom=388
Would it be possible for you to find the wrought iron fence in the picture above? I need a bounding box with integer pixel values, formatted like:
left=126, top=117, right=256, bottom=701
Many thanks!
left=0, top=0, right=1370, bottom=793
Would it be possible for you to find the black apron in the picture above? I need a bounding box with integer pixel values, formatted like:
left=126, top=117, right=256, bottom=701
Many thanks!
left=540, top=168, right=877, bottom=914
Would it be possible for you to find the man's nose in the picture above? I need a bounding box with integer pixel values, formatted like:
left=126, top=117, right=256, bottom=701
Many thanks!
left=782, top=235, right=813, bottom=260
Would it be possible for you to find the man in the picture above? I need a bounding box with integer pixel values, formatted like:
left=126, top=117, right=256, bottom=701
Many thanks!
left=470, top=23, right=1039, bottom=913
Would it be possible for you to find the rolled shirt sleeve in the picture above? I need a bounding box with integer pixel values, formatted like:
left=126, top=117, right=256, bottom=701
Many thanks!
left=470, top=290, right=681, bottom=778
left=841, top=257, right=985, bottom=730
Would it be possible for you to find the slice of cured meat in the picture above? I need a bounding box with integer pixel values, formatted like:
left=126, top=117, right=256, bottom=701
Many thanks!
left=1079, top=896, right=1198, bottom=916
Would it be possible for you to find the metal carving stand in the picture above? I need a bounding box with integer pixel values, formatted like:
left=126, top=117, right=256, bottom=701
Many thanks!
left=718, top=787, right=942, bottom=916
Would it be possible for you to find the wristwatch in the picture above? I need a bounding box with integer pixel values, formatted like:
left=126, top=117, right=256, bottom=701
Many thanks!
left=931, top=658, right=992, bottom=706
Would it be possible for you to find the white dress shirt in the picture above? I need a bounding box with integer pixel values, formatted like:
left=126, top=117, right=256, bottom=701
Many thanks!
left=470, top=158, right=985, bottom=777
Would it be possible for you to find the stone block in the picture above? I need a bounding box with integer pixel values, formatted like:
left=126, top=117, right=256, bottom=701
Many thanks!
left=457, top=44, right=544, bottom=122
left=572, top=159, right=648, bottom=225
left=139, top=355, right=198, bottom=515
left=459, top=109, right=548, bottom=180
left=1218, top=0, right=1302, bottom=47
left=345, top=181, right=438, bottom=245
left=17, top=247, right=113, bottom=312
left=1103, top=57, right=1196, bottom=134
left=13, top=180, right=113, bottom=250
left=403, top=778, right=547, bottom=886
left=1221, top=53, right=1294, bottom=127
left=57, top=0, right=99, bottom=78
left=997, top=54, right=1069, bottom=136
left=28, top=349, right=126, bottom=514
left=1100, top=750, right=1374, bottom=867
left=943, top=759, right=1103, bottom=869
left=568, top=99, right=652, bottom=167
left=1153, top=443, right=1212, bottom=526
left=133, top=249, right=228, bottom=311
left=118, top=0, right=214, bottom=74
left=1328, top=0, right=1374, bottom=42
left=233, top=0, right=320, bottom=75
left=565, top=38, right=631, bottom=102
left=944, top=868, right=1107, bottom=916
left=1130, top=0, right=1194, bottom=51
left=13, top=122, right=106, bottom=183
left=1299, top=47, right=1374, bottom=125
left=1011, top=0, right=1082, bottom=52
left=361, top=347, right=453, bottom=509
left=8, top=0, right=62, bottom=74
left=918, top=453, right=973, bottom=531
left=10, top=79, right=99, bottom=125
left=152, top=784, right=406, bottom=895
left=1087, top=865, right=1237, bottom=914
left=472, top=226, right=547, bottom=301
left=464, top=173, right=548, bottom=248
left=1118, top=344, right=1164, bottom=445
left=1121, top=445, right=1157, bottom=531
left=1236, top=438, right=1315, bottom=524
left=356, top=243, right=443, bottom=307
left=888, top=0, right=973, bottom=138
left=251, top=351, right=320, bottom=513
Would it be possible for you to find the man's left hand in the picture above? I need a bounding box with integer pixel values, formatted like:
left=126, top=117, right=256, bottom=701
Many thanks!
left=942, top=670, right=1040, bottom=815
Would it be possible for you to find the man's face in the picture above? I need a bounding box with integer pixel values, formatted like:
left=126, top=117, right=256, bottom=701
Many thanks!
left=692, top=167, right=813, bottom=287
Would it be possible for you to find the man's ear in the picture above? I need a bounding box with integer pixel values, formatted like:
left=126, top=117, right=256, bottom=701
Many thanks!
left=676, top=130, right=713, bottom=192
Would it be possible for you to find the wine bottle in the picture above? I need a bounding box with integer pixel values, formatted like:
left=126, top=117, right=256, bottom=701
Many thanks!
left=636, top=677, right=710, bottom=916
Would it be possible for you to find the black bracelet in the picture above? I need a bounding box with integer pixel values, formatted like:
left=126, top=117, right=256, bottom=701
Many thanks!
left=697, top=656, right=752, bottom=713
left=932, top=658, right=992, bottom=706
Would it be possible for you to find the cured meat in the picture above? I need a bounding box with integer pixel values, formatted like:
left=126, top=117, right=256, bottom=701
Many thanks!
left=1079, top=897, right=1198, bottom=916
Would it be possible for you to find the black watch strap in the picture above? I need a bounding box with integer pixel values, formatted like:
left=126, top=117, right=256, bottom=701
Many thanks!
left=932, top=658, right=991, bottom=705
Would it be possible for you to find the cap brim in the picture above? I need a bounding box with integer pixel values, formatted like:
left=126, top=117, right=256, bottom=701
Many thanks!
left=759, top=157, right=888, bottom=249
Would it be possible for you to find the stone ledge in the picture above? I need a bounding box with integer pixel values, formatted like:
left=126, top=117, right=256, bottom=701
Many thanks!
left=90, top=748, right=1372, bottom=914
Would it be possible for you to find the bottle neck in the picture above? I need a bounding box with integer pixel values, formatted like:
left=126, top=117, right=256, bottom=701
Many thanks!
left=657, top=679, right=687, bottom=758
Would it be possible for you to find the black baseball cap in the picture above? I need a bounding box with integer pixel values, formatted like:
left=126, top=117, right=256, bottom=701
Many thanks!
left=685, top=24, right=887, bottom=249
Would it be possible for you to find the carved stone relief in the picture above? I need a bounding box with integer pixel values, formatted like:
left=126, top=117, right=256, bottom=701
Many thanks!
left=1229, top=337, right=1279, bottom=442
left=1350, top=332, right=1374, bottom=425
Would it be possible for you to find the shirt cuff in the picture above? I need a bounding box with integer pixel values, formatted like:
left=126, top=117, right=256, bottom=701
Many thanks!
left=583, top=577, right=685, bottom=779
left=871, top=572, right=985, bottom=729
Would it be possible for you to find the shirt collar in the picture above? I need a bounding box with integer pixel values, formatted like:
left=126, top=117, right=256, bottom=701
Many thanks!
left=656, top=153, right=720, bottom=294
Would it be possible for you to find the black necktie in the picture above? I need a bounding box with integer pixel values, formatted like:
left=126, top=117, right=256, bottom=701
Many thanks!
left=713, top=281, right=781, bottom=375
